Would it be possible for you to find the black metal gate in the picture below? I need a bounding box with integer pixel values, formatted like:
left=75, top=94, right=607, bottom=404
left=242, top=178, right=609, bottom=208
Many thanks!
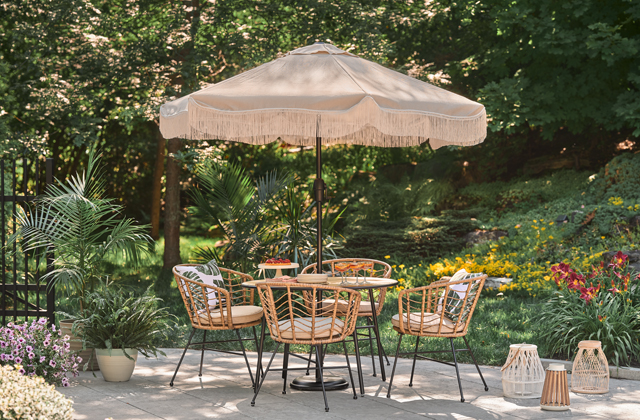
left=1, top=157, right=55, bottom=325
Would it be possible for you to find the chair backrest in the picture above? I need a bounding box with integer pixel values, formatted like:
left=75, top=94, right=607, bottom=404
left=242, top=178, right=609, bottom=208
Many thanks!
left=301, top=258, right=392, bottom=278
left=397, top=274, right=487, bottom=337
left=256, top=283, right=361, bottom=345
left=173, top=265, right=254, bottom=330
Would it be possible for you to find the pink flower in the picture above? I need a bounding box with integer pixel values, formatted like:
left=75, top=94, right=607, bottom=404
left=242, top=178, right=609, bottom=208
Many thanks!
left=49, top=360, right=56, bottom=368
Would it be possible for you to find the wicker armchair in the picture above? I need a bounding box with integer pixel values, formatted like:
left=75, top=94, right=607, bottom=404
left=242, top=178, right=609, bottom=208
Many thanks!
left=170, top=265, right=263, bottom=388
left=251, top=283, right=361, bottom=412
left=302, top=258, right=392, bottom=380
left=386, top=273, right=489, bottom=402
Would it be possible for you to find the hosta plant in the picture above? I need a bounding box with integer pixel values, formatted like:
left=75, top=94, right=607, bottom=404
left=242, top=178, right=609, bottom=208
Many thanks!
left=536, top=251, right=640, bottom=366
left=0, top=318, right=80, bottom=387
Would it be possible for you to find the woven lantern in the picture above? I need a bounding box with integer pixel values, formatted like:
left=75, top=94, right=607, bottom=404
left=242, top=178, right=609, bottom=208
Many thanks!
left=571, top=340, right=609, bottom=394
left=540, top=364, right=570, bottom=411
left=501, top=344, right=545, bottom=398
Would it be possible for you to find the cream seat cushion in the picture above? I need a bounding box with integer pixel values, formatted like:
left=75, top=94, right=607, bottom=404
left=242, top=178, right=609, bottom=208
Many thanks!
left=198, top=305, right=263, bottom=326
left=321, top=299, right=377, bottom=315
left=276, top=317, right=345, bottom=340
left=391, top=312, right=463, bottom=333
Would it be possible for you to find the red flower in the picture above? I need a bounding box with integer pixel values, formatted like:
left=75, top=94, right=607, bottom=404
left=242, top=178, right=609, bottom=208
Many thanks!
left=579, top=284, right=600, bottom=304
left=609, top=251, right=629, bottom=269
left=567, top=272, right=585, bottom=289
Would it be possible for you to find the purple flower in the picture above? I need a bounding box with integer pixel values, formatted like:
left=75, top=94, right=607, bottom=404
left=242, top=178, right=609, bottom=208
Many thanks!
left=43, top=340, right=50, bottom=347
left=64, top=342, right=70, bottom=350
left=52, top=325, right=56, bottom=332
left=62, top=381, right=69, bottom=387
left=38, top=318, right=47, bottom=325
left=15, top=357, right=22, bottom=364
left=76, top=356, right=82, bottom=363
left=52, top=345, right=59, bottom=351
left=39, top=356, right=46, bottom=363
left=0, top=341, right=5, bottom=348
left=7, top=354, right=13, bottom=361
left=49, top=360, right=56, bottom=368
left=18, top=368, right=25, bottom=375
left=25, top=345, right=32, bottom=352
left=12, top=349, right=19, bottom=355
left=15, top=344, right=22, bottom=350
left=28, top=352, right=35, bottom=360
left=0, top=354, right=5, bottom=361
left=17, top=337, right=25, bottom=343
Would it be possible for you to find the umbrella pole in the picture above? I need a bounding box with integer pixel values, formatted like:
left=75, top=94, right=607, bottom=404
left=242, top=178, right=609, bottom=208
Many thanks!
left=314, top=135, right=324, bottom=269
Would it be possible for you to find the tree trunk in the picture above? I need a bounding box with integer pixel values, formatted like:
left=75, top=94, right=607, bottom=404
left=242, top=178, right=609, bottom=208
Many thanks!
left=150, top=128, right=165, bottom=240
left=162, top=137, right=182, bottom=269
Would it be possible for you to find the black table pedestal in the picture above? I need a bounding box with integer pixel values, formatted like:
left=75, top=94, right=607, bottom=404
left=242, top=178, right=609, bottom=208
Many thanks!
left=290, top=374, right=349, bottom=391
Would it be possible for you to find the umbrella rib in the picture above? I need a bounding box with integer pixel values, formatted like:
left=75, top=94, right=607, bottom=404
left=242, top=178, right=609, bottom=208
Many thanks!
left=330, top=54, right=368, bottom=96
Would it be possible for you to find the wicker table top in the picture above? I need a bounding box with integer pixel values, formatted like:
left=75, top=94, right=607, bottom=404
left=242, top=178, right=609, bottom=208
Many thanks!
left=241, top=277, right=398, bottom=290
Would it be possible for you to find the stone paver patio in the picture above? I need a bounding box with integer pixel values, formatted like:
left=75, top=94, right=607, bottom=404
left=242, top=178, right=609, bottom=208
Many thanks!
left=61, top=348, right=640, bottom=419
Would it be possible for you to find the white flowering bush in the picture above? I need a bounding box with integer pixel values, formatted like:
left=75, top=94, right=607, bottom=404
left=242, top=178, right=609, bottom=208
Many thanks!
left=0, top=364, right=73, bottom=419
left=0, top=318, right=80, bottom=387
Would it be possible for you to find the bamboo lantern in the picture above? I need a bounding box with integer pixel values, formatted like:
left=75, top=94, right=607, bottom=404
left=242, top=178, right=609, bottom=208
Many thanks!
left=571, top=340, right=609, bottom=394
left=540, top=364, right=570, bottom=411
left=501, top=344, right=545, bottom=398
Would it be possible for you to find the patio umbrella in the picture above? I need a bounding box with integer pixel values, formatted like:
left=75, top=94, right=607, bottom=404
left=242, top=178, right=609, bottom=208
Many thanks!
left=160, top=42, right=486, bottom=265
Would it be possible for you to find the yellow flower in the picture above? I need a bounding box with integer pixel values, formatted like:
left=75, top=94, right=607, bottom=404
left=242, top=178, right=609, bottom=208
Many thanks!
left=548, top=236, right=554, bottom=239
left=399, top=264, right=405, bottom=269
left=398, top=278, right=405, bottom=282
left=541, top=227, right=546, bottom=231
left=392, top=265, right=397, bottom=268
left=418, top=264, right=422, bottom=266
left=384, top=255, right=391, bottom=259
left=533, top=220, right=537, bottom=223
left=549, top=222, right=554, bottom=225
left=601, top=236, right=605, bottom=240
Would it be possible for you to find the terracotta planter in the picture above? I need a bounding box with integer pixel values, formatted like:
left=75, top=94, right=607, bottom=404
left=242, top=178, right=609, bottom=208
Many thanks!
left=95, top=348, right=138, bottom=382
left=58, top=319, right=100, bottom=371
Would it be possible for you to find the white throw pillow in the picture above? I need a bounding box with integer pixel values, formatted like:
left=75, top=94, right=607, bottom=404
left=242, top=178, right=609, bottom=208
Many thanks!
left=175, top=260, right=225, bottom=307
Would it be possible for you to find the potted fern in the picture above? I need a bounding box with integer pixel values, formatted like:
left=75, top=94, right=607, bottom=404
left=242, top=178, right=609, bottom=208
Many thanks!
left=65, top=286, right=175, bottom=382
left=11, top=149, right=152, bottom=369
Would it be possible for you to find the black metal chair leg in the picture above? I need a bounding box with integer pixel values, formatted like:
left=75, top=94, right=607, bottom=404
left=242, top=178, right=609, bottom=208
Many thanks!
left=315, top=345, right=330, bottom=412
left=235, top=329, right=255, bottom=387
left=255, top=318, right=267, bottom=389
left=463, top=336, right=489, bottom=391
left=366, top=321, right=377, bottom=377
left=381, top=343, right=391, bottom=366
left=450, top=338, right=465, bottom=402
left=352, top=331, right=365, bottom=395
left=198, top=330, right=207, bottom=376
left=386, top=333, right=403, bottom=398
left=251, top=343, right=280, bottom=407
left=305, top=346, right=313, bottom=375
left=282, top=343, right=290, bottom=394
left=170, top=328, right=196, bottom=387
left=342, top=340, right=358, bottom=399
left=409, top=336, right=420, bottom=387
left=252, top=325, right=263, bottom=386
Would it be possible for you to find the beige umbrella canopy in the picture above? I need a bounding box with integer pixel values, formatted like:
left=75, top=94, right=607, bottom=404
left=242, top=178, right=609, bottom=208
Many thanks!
left=160, top=42, right=486, bottom=268
left=160, top=43, right=486, bottom=149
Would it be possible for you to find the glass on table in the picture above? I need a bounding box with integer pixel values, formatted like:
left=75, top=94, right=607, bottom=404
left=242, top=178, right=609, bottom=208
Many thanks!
left=334, top=262, right=350, bottom=285
left=362, top=262, right=374, bottom=284
left=349, top=262, right=364, bottom=284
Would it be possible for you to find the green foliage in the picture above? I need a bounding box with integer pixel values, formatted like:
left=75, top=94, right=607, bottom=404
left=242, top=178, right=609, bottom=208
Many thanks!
left=189, top=158, right=291, bottom=271
left=589, top=152, right=640, bottom=202
left=535, top=257, right=640, bottom=366
left=67, top=286, right=175, bottom=360
left=10, top=150, right=152, bottom=308
left=343, top=216, right=477, bottom=263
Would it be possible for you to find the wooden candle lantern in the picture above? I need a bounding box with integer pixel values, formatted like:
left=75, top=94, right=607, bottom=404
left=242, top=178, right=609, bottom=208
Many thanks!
left=571, top=340, right=609, bottom=394
left=540, top=363, right=570, bottom=411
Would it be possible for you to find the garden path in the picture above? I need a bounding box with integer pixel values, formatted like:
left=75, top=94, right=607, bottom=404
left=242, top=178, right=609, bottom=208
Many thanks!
left=61, top=348, right=640, bottom=419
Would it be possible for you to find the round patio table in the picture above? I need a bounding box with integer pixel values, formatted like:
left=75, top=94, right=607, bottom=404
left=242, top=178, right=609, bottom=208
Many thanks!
left=242, top=277, right=397, bottom=393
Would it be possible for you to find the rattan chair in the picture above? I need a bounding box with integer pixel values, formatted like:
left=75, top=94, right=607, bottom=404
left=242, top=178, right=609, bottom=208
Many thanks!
left=170, top=265, right=263, bottom=387
left=386, top=274, right=489, bottom=402
left=251, top=283, right=361, bottom=412
left=301, top=258, right=392, bottom=378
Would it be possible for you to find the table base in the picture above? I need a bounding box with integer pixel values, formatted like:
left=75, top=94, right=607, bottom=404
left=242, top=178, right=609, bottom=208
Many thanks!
left=290, top=374, right=349, bottom=391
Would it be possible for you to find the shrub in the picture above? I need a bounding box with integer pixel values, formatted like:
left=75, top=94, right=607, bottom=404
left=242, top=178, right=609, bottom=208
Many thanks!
left=0, top=318, right=80, bottom=387
left=0, top=364, right=73, bottom=419
left=535, top=252, right=640, bottom=366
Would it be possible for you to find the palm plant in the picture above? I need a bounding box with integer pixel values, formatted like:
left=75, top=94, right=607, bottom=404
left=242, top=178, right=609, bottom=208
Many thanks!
left=10, top=150, right=152, bottom=312
left=189, top=159, right=291, bottom=272
left=274, top=186, right=345, bottom=269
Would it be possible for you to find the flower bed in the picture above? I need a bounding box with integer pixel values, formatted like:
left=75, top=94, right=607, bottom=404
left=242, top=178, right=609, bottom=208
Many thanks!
left=0, top=318, right=80, bottom=387
left=536, top=251, right=640, bottom=366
